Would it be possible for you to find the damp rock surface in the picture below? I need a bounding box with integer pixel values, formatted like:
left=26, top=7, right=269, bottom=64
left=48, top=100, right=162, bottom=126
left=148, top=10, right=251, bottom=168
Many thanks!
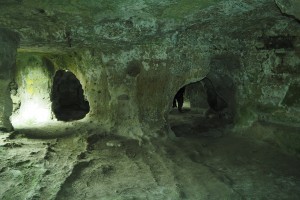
left=1, top=114, right=300, bottom=200
left=1, top=0, right=299, bottom=139
left=0, top=28, right=19, bottom=132
left=0, top=0, right=300, bottom=199
left=275, top=0, right=300, bottom=21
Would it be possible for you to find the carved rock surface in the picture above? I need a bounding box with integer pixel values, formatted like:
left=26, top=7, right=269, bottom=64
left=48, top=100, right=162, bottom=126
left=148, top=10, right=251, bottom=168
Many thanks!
left=0, top=0, right=299, bottom=138
left=0, top=28, right=19, bottom=132
left=275, top=0, right=300, bottom=21
left=1, top=0, right=300, bottom=199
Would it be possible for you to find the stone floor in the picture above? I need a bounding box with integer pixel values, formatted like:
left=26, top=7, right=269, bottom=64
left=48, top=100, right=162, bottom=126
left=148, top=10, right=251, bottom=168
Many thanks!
left=0, top=108, right=300, bottom=200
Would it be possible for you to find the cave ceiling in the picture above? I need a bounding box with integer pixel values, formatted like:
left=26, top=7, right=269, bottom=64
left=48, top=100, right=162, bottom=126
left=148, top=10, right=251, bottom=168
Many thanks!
left=0, top=0, right=299, bottom=53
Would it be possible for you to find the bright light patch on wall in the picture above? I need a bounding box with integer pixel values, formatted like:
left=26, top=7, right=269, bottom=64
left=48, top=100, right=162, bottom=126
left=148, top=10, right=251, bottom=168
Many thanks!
left=11, top=100, right=52, bottom=127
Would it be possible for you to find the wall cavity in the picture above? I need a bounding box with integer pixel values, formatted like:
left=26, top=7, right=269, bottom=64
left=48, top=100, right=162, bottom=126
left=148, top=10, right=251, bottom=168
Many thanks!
left=51, top=70, right=90, bottom=121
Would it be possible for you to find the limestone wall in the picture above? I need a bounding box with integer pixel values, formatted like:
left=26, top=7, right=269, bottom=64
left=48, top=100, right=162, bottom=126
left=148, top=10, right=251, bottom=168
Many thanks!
left=0, top=28, right=19, bottom=132
left=210, top=35, right=300, bottom=129
left=10, top=14, right=300, bottom=142
left=2, top=0, right=299, bottom=145
left=11, top=54, right=54, bottom=127
left=44, top=42, right=210, bottom=138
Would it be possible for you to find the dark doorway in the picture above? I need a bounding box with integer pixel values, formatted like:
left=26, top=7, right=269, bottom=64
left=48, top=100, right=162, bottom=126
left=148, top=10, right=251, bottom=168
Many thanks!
left=51, top=70, right=90, bottom=121
left=169, top=78, right=234, bottom=137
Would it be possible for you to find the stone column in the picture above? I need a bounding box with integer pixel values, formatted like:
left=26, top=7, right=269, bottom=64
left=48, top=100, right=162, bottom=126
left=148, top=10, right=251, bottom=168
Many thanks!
left=0, top=28, right=19, bottom=132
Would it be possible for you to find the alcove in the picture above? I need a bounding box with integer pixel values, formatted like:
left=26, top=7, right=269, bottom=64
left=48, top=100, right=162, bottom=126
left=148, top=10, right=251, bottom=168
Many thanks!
left=51, top=70, right=90, bottom=121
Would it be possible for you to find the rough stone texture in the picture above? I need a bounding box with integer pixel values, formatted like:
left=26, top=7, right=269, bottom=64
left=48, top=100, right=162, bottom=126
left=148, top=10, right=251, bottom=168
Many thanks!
left=11, top=54, right=54, bottom=127
left=0, top=0, right=224, bottom=52
left=0, top=28, right=19, bottom=132
left=275, top=0, right=300, bottom=21
left=1, top=0, right=300, bottom=199
left=0, top=0, right=299, bottom=144
left=0, top=128, right=87, bottom=200
left=1, top=118, right=300, bottom=200
left=11, top=43, right=209, bottom=138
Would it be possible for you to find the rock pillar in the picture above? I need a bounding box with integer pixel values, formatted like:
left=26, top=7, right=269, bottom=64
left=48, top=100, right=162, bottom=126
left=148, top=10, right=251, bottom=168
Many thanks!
left=0, top=28, right=19, bottom=132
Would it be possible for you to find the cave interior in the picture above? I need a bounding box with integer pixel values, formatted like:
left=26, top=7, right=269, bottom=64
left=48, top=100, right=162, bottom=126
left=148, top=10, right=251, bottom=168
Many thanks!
left=0, top=0, right=300, bottom=199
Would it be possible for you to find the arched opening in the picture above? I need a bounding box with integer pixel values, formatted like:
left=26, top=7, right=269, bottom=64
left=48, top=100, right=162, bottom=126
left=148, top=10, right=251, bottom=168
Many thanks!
left=51, top=70, right=90, bottom=121
left=169, top=76, right=235, bottom=137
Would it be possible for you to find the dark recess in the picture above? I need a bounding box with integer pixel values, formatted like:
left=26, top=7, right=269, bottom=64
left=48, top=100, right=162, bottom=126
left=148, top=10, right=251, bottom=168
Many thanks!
left=51, top=70, right=90, bottom=121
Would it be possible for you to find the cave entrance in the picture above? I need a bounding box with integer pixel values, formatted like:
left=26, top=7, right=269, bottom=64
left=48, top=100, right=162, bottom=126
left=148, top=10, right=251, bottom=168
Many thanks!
left=51, top=70, right=90, bottom=121
left=169, top=78, right=233, bottom=137
left=171, top=81, right=207, bottom=114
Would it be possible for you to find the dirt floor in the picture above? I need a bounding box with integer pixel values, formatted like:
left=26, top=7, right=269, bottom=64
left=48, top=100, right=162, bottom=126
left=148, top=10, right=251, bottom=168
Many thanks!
left=1, top=108, right=300, bottom=200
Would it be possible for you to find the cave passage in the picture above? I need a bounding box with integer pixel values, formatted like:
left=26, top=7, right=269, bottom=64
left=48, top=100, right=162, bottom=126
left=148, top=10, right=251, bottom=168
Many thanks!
left=169, top=79, right=231, bottom=137
left=51, top=70, right=90, bottom=121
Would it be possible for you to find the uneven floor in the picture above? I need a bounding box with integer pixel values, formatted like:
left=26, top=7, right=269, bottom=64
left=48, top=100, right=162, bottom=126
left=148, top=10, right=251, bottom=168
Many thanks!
left=1, top=109, right=300, bottom=200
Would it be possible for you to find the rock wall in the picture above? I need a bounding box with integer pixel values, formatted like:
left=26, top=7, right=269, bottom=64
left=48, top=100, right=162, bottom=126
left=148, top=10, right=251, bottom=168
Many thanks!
left=275, top=0, right=300, bottom=21
left=0, top=28, right=19, bottom=132
left=45, top=42, right=210, bottom=139
left=10, top=10, right=300, bottom=143
left=11, top=54, right=54, bottom=127
left=1, top=0, right=299, bottom=148
left=200, top=11, right=300, bottom=154
left=216, top=32, right=300, bottom=129
left=12, top=37, right=209, bottom=138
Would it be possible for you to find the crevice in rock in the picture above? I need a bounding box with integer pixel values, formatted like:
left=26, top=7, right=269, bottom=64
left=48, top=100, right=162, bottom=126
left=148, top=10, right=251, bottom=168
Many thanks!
left=274, top=1, right=300, bottom=23
left=54, top=161, right=90, bottom=200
